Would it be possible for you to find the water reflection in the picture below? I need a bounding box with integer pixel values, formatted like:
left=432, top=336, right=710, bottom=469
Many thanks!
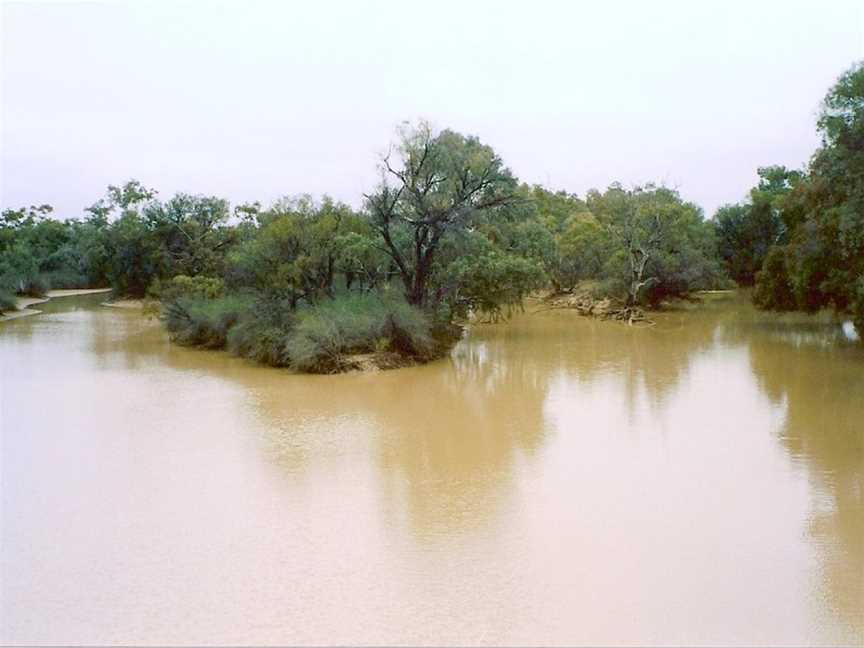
left=223, top=329, right=555, bottom=540
left=717, top=305, right=864, bottom=640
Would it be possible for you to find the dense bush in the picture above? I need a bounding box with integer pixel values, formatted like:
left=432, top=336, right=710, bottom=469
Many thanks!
left=754, top=247, right=796, bottom=311
left=16, top=274, right=50, bottom=297
left=0, top=289, right=17, bottom=314
left=162, top=288, right=438, bottom=373
left=286, top=293, right=434, bottom=372
left=450, top=249, right=546, bottom=319
left=164, top=295, right=253, bottom=349
left=585, top=184, right=726, bottom=306
left=853, top=277, right=864, bottom=333
left=226, top=318, right=292, bottom=367
left=150, top=275, right=225, bottom=302
left=713, top=166, right=802, bottom=286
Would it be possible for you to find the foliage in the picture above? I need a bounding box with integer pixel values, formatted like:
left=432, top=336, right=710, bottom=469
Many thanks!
left=853, top=276, right=864, bottom=333
left=286, top=292, right=433, bottom=372
left=586, top=184, right=724, bottom=305
left=226, top=318, right=293, bottom=367
left=0, top=289, right=17, bottom=314
left=753, top=247, right=796, bottom=310
left=556, top=219, right=611, bottom=290
left=477, top=185, right=591, bottom=293
left=142, top=193, right=233, bottom=278
left=365, top=122, right=519, bottom=306
left=164, top=294, right=253, bottom=349
left=227, top=195, right=364, bottom=305
left=450, top=245, right=546, bottom=319
left=150, top=274, right=225, bottom=302
left=166, top=289, right=436, bottom=373
left=749, top=60, right=864, bottom=333
left=714, top=166, right=802, bottom=285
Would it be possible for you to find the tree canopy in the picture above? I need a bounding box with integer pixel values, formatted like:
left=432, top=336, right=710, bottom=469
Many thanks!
left=720, top=60, right=864, bottom=333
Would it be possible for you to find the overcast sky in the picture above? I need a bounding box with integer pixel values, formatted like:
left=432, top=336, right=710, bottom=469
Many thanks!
left=1, top=1, right=862, bottom=218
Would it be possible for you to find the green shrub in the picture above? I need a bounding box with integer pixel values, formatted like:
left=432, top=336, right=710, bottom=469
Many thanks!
left=150, top=275, right=224, bottom=302
left=0, top=289, right=17, bottom=314
left=226, top=319, right=292, bottom=366
left=852, top=275, right=864, bottom=336
left=164, top=294, right=252, bottom=349
left=43, top=269, right=90, bottom=290
left=161, top=289, right=448, bottom=372
left=14, top=273, right=50, bottom=297
left=589, top=277, right=627, bottom=301
left=450, top=251, right=546, bottom=319
left=754, top=246, right=797, bottom=311
left=286, top=292, right=434, bottom=373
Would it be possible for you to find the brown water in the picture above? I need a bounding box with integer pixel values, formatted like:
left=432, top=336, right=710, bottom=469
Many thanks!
left=1, top=293, right=862, bottom=646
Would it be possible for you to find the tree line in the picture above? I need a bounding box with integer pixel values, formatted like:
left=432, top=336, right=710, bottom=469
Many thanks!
left=2, top=61, right=862, bottom=370
left=716, top=60, right=864, bottom=332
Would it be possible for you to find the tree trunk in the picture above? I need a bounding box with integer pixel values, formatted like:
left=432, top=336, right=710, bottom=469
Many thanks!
left=626, top=248, right=651, bottom=307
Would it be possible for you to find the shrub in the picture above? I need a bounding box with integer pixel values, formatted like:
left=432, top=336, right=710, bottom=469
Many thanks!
left=754, top=246, right=797, bottom=311
left=226, top=319, right=292, bottom=366
left=164, top=295, right=252, bottom=349
left=852, top=275, right=864, bottom=336
left=14, top=273, right=50, bottom=297
left=450, top=251, right=546, bottom=320
left=286, top=292, right=434, bottom=373
left=149, top=275, right=224, bottom=302
left=43, top=269, right=90, bottom=290
left=0, top=289, right=17, bottom=314
left=589, top=277, right=627, bottom=301
left=161, top=288, right=449, bottom=373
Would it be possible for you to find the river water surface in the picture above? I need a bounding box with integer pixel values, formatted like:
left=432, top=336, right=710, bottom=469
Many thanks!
left=1, top=293, right=862, bottom=645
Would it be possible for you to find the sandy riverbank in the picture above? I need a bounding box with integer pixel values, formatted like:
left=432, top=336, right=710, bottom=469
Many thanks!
left=0, top=288, right=112, bottom=323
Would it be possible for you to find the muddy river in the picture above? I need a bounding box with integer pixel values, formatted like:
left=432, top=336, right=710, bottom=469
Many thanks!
left=1, top=292, right=861, bottom=645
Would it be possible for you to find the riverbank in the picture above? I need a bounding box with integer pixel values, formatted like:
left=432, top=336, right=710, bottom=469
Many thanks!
left=0, top=289, right=113, bottom=322
left=539, top=286, right=739, bottom=324
left=540, top=287, right=652, bottom=324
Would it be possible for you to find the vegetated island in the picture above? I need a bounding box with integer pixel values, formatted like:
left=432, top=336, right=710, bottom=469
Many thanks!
left=2, top=61, right=863, bottom=372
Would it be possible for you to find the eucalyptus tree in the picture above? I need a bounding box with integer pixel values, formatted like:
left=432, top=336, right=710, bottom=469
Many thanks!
left=588, top=184, right=671, bottom=307
left=588, top=184, right=722, bottom=307
left=143, top=193, right=233, bottom=277
left=364, top=122, right=519, bottom=306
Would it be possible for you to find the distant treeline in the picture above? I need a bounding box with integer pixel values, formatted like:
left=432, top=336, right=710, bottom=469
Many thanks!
left=2, top=61, right=862, bottom=369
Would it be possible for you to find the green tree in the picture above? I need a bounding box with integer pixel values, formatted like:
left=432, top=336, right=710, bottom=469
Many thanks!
left=714, top=165, right=802, bottom=285
left=144, top=193, right=233, bottom=277
left=228, top=196, right=359, bottom=307
left=753, top=60, right=864, bottom=333
left=587, top=184, right=712, bottom=306
left=365, top=122, right=518, bottom=306
left=104, top=212, right=162, bottom=296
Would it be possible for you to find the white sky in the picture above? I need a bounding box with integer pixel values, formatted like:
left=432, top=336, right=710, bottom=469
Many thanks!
left=1, top=0, right=862, bottom=218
